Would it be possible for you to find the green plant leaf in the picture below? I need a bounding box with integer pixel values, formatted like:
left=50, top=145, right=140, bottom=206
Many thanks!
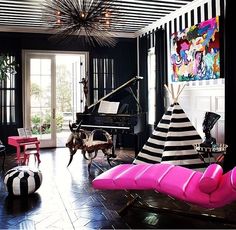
left=0, top=53, right=18, bottom=80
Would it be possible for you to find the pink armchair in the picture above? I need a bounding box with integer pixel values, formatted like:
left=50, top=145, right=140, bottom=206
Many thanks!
left=92, top=163, right=236, bottom=209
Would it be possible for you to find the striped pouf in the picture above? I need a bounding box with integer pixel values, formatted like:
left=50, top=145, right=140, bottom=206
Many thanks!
left=4, top=166, right=42, bottom=196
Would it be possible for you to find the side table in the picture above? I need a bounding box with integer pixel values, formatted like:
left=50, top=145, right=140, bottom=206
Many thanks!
left=193, top=143, right=228, bottom=165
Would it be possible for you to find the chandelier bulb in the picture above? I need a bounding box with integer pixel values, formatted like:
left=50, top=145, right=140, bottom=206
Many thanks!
left=81, top=12, right=85, bottom=18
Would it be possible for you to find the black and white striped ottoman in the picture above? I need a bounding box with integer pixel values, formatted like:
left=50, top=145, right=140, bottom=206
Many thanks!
left=4, top=166, right=42, bottom=196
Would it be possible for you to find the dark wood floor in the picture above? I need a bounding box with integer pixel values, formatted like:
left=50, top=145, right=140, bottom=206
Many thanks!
left=1, top=148, right=236, bottom=229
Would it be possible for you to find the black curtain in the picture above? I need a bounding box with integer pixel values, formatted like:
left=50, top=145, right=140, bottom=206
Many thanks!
left=155, top=28, right=167, bottom=125
left=0, top=50, right=22, bottom=146
left=138, top=34, right=149, bottom=144
left=139, top=34, right=148, bottom=113
left=224, top=0, right=236, bottom=171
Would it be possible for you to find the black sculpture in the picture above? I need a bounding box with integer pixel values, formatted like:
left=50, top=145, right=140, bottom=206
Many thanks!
left=200, top=112, right=221, bottom=147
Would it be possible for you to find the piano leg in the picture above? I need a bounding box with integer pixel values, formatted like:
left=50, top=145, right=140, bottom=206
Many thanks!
left=111, top=134, right=117, bottom=158
left=134, top=134, right=143, bottom=156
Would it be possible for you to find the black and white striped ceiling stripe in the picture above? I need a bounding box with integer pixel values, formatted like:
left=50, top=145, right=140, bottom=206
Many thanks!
left=140, top=0, right=225, bottom=47
left=0, top=0, right=225, bottom=35
left=138, top=0, right=225, bottom=83
left=0, top=0, right=195, bottom=34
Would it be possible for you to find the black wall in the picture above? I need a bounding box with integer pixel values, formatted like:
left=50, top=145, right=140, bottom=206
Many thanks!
left=0, top=32, right=137, bottom=146
left=223, top=0, right=236, bottom=171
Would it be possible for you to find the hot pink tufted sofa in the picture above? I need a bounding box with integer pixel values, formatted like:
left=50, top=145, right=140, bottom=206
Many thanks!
left=92, top=163, right=236, bottom=208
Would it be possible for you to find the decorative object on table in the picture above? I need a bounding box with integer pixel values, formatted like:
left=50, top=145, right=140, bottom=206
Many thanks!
left=0, top=53, right=18, bottom=81
left=4, top=166, right=42, bottom=196
left=193, top=112, right=226, bottom=165
left=134, top=84, right=205, bottom=171
left=42, top=0, right=119, bottom=47
left=66, top=121, right=114, bottom=172
left=200, top=112, right=221, bottom=148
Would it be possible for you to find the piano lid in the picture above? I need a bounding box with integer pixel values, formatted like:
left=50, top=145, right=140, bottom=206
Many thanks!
left=87, top=76, right=143, bottom=113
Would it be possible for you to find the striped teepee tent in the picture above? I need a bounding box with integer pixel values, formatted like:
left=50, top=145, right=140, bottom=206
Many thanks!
left=134, top=84, right=210, bottom=171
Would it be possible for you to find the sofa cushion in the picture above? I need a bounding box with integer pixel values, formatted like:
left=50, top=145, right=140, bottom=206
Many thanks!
left=114, top=164, right=151, bottom=189
left=183, top=172, right=211, bottom=208
left=158, top=166, right=196, bottom=199
left=230, top=167, right=236, bottom=190
left=199, top=163, right=223, bottom=194
left=92, top=164, right=132, bottom=189
left=135, top=163, right=174, bottom=189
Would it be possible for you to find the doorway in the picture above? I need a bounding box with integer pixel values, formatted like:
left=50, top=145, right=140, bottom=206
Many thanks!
left=23, top=51, right=88, bottom=148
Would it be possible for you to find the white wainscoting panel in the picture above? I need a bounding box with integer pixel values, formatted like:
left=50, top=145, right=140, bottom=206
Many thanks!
left=168, top=79, right=225, bottom=143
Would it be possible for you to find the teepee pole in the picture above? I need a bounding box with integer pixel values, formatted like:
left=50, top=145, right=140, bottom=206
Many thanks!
left=176, top=84, right=186, bottom=101
left=176, top=85, right=180, bottom=98
left=171, top=84, right=175, bottom=101
left=164, top=84, right=186, bottom=104
left=164, top=84, right=172, bottom=96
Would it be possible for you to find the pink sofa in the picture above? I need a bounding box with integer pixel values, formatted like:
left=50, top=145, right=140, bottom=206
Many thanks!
left=92, top=163, right=236, bottom=208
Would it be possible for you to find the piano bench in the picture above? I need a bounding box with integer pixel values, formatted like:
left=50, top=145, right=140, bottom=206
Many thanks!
left=23, top=149, right=41, bottom=166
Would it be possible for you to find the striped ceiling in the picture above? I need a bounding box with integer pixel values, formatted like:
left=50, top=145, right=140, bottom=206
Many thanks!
left=0, top=0, right=194, bottom=37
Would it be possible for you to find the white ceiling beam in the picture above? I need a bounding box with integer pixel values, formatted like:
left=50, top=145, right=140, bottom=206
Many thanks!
left=0, top=6, right=42, bottom=12
left=111, top=3, right=177, bottom=11
left=113, top=0, right=187, bottom=8
left=0, top=3, right=41, bottom=9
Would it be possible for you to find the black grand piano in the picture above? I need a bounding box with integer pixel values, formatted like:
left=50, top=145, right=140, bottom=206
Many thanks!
left=76, top=76, right=147, bottom=155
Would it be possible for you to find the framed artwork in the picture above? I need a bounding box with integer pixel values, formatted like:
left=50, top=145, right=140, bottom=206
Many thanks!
left=170, top=16, right=220, bottom=82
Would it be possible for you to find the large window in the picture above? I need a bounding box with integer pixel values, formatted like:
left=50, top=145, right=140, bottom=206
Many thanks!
left=0, top=55, right=16, bottom=124
left=92, top=58, right=114, bottom=103
left=147, top=48, right=156, bottom=125
left=23, top=51, right=88, bottom=148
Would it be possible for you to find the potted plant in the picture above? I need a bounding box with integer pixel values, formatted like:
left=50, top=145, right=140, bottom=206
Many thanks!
left=0, top=53, right=18, bottom=80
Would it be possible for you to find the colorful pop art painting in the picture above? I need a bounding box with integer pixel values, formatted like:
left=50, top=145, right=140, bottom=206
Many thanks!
left=170, top=16, right=220, bottom=82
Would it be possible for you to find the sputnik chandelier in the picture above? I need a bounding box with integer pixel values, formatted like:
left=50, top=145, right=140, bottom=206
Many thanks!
left=43, top=0, right=118, bottom=47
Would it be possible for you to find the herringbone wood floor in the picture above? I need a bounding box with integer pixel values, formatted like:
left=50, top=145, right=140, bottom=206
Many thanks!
left=1, top=148, right=236, bottom=229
